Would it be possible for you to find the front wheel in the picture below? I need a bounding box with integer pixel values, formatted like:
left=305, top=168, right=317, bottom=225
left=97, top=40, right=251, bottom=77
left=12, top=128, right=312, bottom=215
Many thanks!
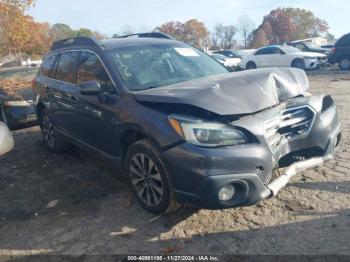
left=291, top=59, right=305, bottom=70
left=39, top=109, right=70, bottom=153
left=339, top=57, right=350, bottom=70
left=246, top=61, right=257, bottom=70
left=125, top=139, right=180, bottom=214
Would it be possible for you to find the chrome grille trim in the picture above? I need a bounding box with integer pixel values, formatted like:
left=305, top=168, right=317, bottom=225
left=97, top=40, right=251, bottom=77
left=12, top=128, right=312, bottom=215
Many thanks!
left=264, top=105, right=316, bottom=151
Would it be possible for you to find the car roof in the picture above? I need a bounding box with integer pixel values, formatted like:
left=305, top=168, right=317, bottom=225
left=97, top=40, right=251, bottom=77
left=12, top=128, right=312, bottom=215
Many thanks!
left=100, top=37, right=181, bottom=50
left=259, top=45, right=283, bottom=49
left=49, top=34, right=184, bottom=54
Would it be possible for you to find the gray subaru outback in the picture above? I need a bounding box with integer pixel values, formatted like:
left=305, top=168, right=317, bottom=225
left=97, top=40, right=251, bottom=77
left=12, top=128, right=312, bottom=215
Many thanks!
left=32, top=33, right=341, bottom=214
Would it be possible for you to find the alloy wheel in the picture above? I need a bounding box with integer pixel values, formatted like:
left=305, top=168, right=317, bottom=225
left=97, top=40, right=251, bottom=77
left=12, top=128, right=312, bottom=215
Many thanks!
left=340, top=58, right=350, bottom=70
left=130, top=153, right=164, bottom=207
left=42, top=114, right=55, bottom=149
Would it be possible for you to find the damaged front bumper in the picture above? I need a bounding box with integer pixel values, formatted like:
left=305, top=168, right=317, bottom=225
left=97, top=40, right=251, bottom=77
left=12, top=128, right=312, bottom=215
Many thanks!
left=160, top=94, right=341, bottom=209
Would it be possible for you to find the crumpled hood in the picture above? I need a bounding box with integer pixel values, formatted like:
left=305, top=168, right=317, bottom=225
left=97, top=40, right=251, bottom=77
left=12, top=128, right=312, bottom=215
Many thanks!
left=133, top=67, right=309, bottom=115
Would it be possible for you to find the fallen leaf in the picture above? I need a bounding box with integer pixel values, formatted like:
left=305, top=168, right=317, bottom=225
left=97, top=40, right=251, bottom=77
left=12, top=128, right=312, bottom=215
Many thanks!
left=162, top=246, right=178, bottom=255
left=46, top=200, right=60, bottom=208
left=109, top=226, right=137, bottom=236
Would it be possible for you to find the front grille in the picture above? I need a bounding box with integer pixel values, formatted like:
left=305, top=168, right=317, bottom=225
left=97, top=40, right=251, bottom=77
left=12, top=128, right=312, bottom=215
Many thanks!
left=265, top=106, right=316, bottom=151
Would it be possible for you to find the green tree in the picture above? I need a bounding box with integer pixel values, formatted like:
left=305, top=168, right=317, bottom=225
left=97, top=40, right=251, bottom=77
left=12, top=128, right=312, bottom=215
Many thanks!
left=49, top=23, right=75, bottom=42
left=76, top=28, right=93, bottom=37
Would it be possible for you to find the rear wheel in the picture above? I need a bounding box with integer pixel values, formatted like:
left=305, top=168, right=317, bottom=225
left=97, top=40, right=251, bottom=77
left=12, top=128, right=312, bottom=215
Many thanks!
left=125, top=139, right=180, bottom=214
left=40, top=109, right=70, bottom=153
left=246, top=61, right=257, bottom=70
left=339, top=57, right=350, bottom=70
left=292, top=58, right=305, bottom=70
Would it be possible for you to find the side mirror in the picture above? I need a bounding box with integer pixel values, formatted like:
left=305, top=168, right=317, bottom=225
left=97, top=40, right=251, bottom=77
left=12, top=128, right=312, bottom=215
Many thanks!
left=0, top=122, right=14, bottom=156
left=79, top=80, right=102, bottom=95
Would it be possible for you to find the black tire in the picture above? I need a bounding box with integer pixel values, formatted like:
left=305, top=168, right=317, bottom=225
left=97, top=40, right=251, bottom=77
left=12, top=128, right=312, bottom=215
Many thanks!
left=246, top=61, right=257, bottom=70
left=292, top=58, right=305, bottom=70
left=125, top=139, right=180, bottom=214
left=339, top=57, right=350, bottom=70
left=39, top=109, right=70, bottom=153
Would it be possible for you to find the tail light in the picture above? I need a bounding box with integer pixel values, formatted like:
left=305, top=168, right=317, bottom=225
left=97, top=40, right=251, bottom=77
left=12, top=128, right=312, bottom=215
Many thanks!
left=331, top=47, right=336, bottom=54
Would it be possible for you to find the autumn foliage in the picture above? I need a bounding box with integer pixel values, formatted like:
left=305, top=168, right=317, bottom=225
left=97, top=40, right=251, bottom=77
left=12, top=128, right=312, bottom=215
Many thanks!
left=0, top=2, right=332, bottom=58
left=156, top=19, right=209, bottom=49
left=249, top=8, right=329, bottom=48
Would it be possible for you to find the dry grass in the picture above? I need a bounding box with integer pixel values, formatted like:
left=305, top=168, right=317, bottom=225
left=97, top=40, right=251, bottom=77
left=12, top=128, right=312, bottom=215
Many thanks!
left=0, top=77, right=31, bottom=97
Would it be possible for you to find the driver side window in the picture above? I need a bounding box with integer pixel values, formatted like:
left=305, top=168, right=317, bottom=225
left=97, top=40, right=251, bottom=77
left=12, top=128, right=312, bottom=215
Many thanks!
left=77, top=51, right=116, bottom=94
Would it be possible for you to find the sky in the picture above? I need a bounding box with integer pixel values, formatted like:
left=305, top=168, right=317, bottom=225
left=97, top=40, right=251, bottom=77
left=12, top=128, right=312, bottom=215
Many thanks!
left=27, top=0, right=349, bottom=39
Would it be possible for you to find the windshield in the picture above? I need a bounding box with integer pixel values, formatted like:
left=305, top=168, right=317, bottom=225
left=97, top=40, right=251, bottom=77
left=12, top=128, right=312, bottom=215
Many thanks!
left=106, top=43, right=228, bottom=91
left=281, top=46, right=301, bottom=53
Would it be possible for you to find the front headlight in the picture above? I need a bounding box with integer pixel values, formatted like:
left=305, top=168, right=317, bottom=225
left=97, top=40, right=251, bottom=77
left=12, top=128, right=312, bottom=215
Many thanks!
left=304, top=56, right=317, bottom=60
left=169, top=115, right=248, bottom=147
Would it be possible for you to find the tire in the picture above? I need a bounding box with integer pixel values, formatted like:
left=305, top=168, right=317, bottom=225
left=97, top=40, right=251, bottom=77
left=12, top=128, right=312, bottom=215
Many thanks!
left=339, top=57, right=350, bottom=70
left=39, top=109, right=70, bottom=153
left=125, top=139, right=180, bottom=214
left=292, top=58, right=305, bottom=70
left=246, top=61, right=257, bottom=70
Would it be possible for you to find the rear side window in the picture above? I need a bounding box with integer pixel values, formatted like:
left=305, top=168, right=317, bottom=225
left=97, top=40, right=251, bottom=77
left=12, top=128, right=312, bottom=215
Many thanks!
left=77, top=51, right=116, bottom=94
left=41, top=55, right=57, bottom=77
left=255, top=48, right=270, bottom=55
left=336, top=34, right=350, bottom=46
left=55, top=52, right=79, bottom=83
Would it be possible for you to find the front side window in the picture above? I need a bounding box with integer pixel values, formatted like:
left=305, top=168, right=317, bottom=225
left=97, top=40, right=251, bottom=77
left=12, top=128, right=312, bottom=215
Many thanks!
left=106, top=43, right=228, bottom=91
left=41, top=55, right=57, bottom=77
left=55, top=52, right=79, bottom=83
left=77, top=52, right=116, bottom=94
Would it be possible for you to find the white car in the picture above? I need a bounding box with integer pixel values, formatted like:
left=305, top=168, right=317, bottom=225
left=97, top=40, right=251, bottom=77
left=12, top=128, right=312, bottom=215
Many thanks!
left=211, top=53, right=241, bottom=71
left=0, top=121, right=14, bottom=156
left=240, top=45, right=327, bottom=70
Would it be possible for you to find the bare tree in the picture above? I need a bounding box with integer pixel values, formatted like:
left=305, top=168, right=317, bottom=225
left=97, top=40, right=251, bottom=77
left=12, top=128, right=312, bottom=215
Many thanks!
left=211, top=23, right=236, bottom=50
left=237, top=15, right=255, bottom=48
left=222, top=25, right=236, bottom=49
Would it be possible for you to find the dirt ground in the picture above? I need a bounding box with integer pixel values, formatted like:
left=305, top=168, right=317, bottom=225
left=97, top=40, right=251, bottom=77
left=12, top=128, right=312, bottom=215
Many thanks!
left=0, top=73, right=350, bottom=258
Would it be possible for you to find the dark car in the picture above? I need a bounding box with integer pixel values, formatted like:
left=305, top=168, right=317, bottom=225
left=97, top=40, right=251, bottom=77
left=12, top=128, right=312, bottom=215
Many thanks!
left=0, top=87, right=37, bottom=130
left=212, top=49, right=241, bottom=58
left=329, top=33, right=350, bottom=70
left=287, top=41, right=331, bottom=56
left=32, top=35, right=341, bottom=214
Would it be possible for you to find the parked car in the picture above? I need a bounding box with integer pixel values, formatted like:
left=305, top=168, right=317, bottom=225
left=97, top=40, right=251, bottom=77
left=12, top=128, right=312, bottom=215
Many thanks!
left=212, top=50, right=241, bottom=58
left=211, top=53, right=241, bottom=71
left=240, top=45, right=327, bottom=70
left=0, top=87, right=37, bottom=130
left=32, top=35, right=341, bottom=214
left=328, top=33, right=350, bottom=70
left=287, top=41, right=331, bottom=56
left=321, top=44, right=334, bottom=49
left=0, top=121, right=14, bottom=156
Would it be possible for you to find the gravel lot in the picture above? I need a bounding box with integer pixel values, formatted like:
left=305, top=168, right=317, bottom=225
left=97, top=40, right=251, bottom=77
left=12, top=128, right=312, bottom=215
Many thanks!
left=0, top=73, right=349, bottom=258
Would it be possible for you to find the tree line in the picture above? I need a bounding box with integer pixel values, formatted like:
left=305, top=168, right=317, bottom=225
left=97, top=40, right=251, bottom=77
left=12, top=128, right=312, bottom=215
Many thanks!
left=0, top=0, right=334, bottom=58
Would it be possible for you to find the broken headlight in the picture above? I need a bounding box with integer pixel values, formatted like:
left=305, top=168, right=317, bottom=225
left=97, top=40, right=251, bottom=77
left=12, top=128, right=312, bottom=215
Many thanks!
left=169, top=115, right=247, bottom=147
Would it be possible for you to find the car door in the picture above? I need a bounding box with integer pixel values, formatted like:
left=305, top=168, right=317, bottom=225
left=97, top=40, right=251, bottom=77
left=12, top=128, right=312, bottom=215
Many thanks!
left=73, top=51, right=121, bottom=156
left=270, top=47, right=288, bottom=67
left=49, top=51, right=81, bottom=137
left=254, top=47, right=276, bottom=67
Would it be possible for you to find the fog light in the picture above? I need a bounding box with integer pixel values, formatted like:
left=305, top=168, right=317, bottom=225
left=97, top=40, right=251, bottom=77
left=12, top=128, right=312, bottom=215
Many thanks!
left=218, top=184, right=235, bottom=201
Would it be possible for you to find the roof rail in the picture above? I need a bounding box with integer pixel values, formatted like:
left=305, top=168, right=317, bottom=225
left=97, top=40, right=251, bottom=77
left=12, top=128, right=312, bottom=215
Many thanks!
left=117, top=32, right=175, bottom=40
left=51, top=37, right=101, bottom=51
